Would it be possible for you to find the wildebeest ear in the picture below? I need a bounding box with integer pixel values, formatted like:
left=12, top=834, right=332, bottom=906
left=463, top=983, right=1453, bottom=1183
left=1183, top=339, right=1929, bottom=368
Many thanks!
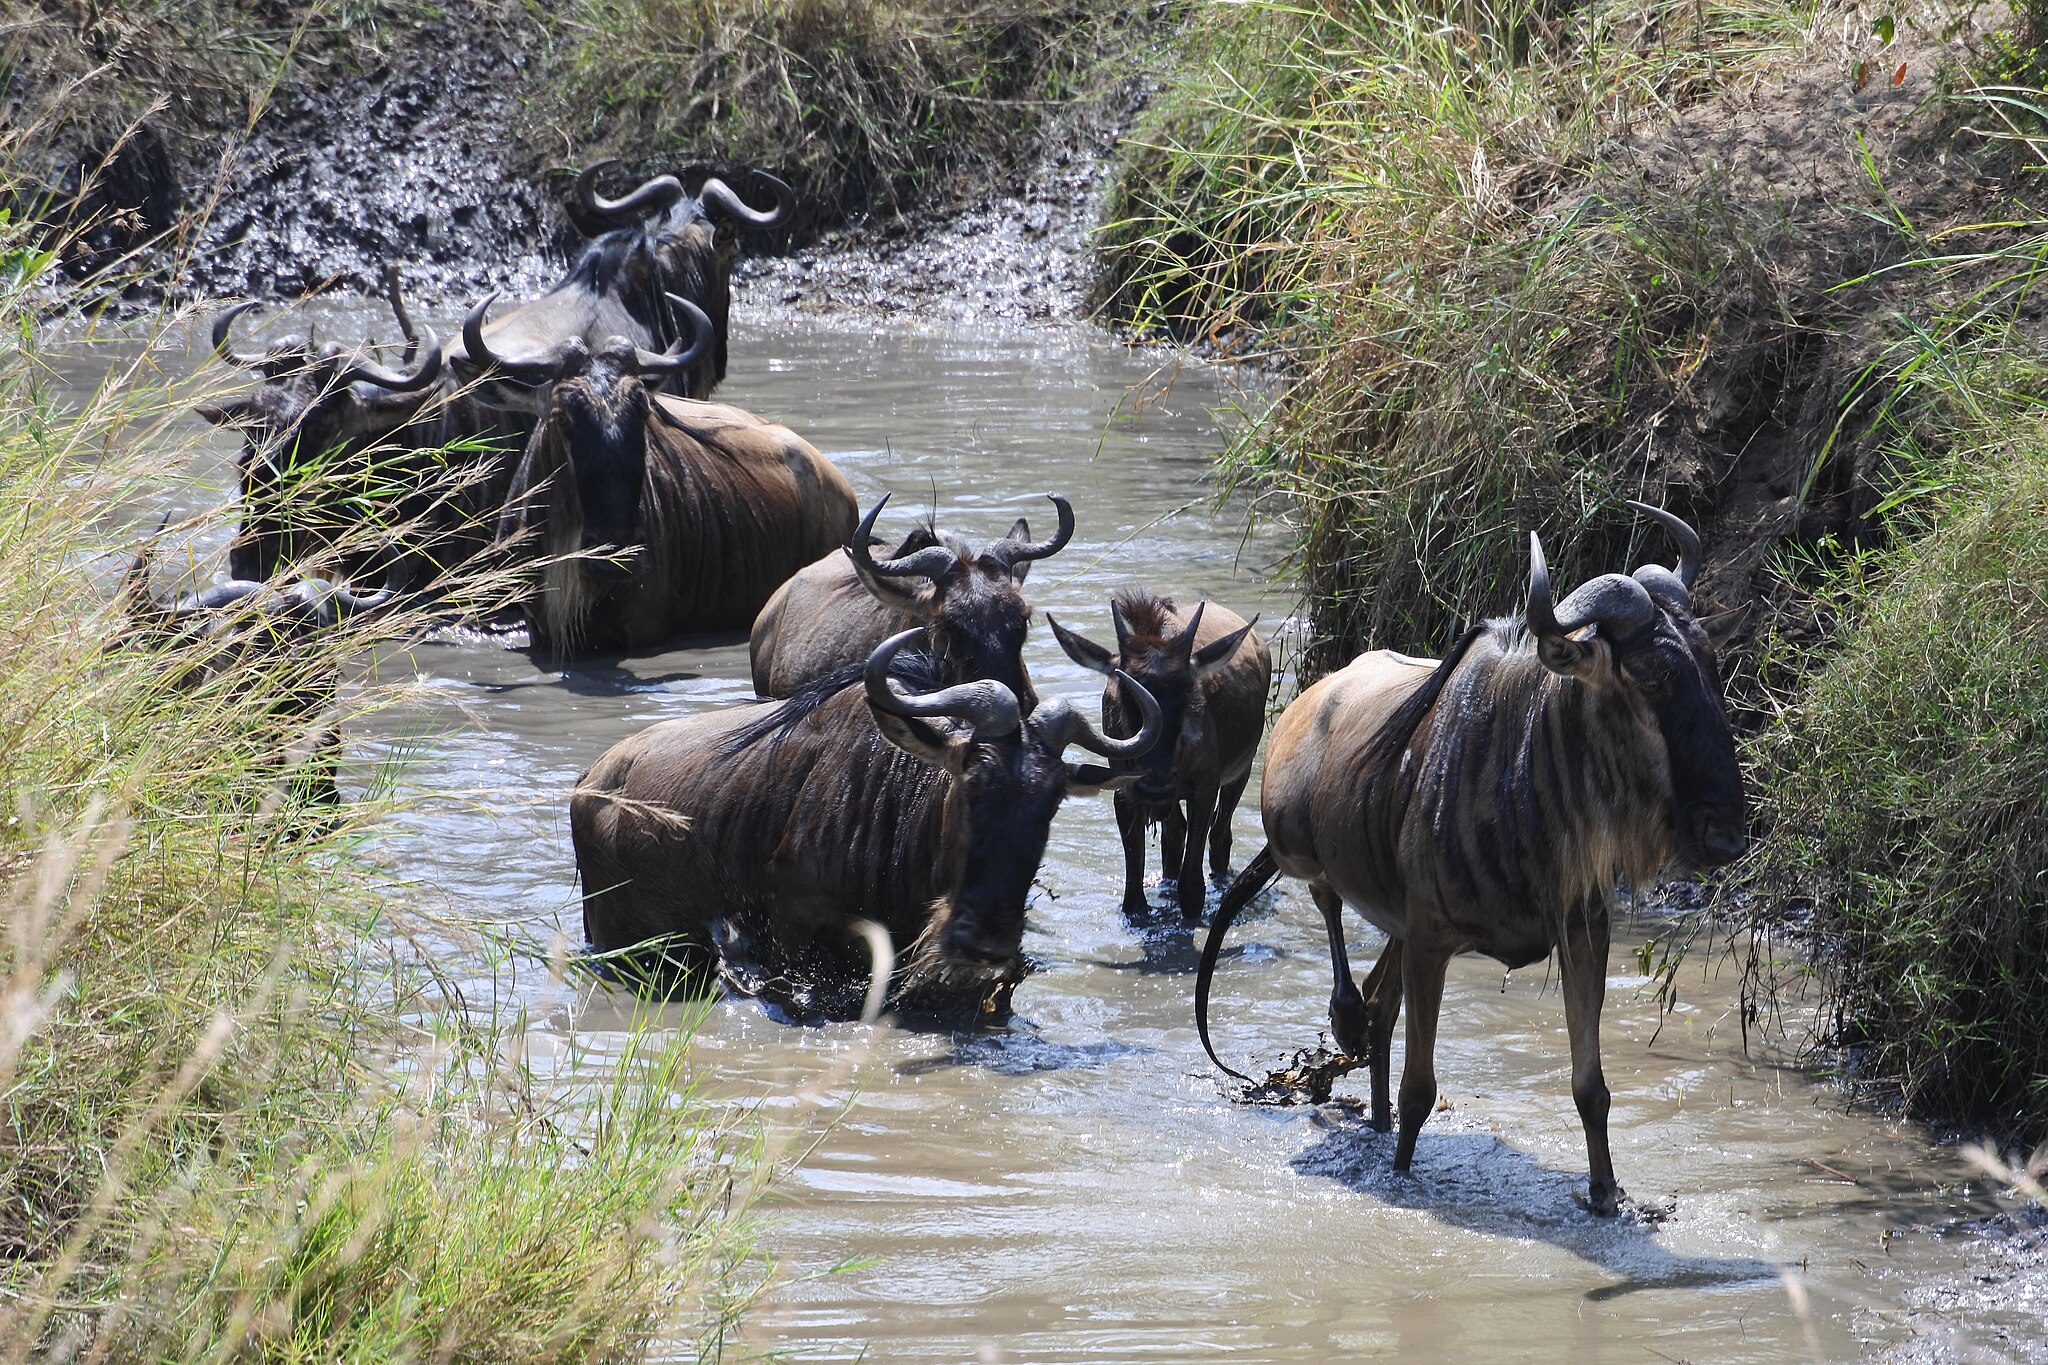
left=1536, top=628, right=1603, bottom=680
left=1193, top=616, right=1258, bottom=678
left=1047, top=614, right=1114, bottom=675
left=194, top=400, right=252, bottom=427
left=871, top=708, right=971, bottom=775
left=1064, top=763, right=1139, bottom=795
left=1003, top=518, right=1033, bottom=582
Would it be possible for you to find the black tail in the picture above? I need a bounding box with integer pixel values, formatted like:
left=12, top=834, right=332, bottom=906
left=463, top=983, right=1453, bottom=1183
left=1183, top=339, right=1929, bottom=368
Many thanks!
left=1195, top=844, right=1281, bottom=1083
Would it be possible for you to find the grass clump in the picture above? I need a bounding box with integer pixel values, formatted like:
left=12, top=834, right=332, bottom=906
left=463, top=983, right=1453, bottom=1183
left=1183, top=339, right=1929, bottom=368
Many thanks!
left=1744, top=332, right=2048, bottom=1139
left=1093, top=0, right=1955, bottom=669
left=0, top=225, right=769, bottom=1359
left=545, top=0, right=1150, bottom=229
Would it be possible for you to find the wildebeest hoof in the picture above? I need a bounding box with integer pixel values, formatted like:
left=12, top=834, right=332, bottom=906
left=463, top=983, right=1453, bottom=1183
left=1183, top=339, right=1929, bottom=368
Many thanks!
left=1579, top=1181, right=1627, bottom=1218
left=1329, top=990, right=1369, bottom=1059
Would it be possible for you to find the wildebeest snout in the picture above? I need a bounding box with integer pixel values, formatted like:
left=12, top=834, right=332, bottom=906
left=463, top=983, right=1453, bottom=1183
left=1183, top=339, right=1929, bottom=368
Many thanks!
left=938, top=904, right=1024, bottom=970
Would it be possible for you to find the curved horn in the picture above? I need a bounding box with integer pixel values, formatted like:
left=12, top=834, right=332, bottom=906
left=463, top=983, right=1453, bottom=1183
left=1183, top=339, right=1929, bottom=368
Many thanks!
left=1625, top=499, right=1701, bottom=593
left=463, top=294, right=574, bottom=383
left=1527, top=532, right=1657, bottom=640
left=330, top=557, right=415, bottom=617
left=697, top=171, right=797, bottom=228
left=850, top=498, right=959, bottom=581
left=627, top=294, right=714, bottom=376
left=1049, top=671, right=1163, bottom=760
left=985, top=493, right=1075, bottom=569
left=864, top=629, right=1022, bottom=737
left=338, top=324, right=442, bottom=392
left=211, top=301, right=307, bottom=373
left=575, top=159, right=687, bottom=220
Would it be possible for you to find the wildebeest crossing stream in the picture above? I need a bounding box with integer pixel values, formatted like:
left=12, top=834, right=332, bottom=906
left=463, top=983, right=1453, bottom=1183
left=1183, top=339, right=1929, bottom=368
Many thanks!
left=73, top=301, right=2043, bottom=1361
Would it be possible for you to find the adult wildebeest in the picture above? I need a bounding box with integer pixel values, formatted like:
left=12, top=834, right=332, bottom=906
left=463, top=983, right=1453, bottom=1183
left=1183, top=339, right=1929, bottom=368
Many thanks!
left=474, top=304, right=856, bottom=654
left=198, top=302, right=527, bottom=586
left=1195, top=505, right=1747, bottom=1215
left=571, top=629, right=1162, bottom=1020
left=449, top=160, right=795, bottom=405
left=1047, top=590, right=1269, bottom=919
left=747, top=491, right=1072, bottom=699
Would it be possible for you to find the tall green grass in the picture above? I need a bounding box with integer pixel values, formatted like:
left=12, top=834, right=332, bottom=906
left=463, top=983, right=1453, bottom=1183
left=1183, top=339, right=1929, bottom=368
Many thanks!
left=1092, top=0, right=1869, bottom=668
left=0, top=225, right=770, bottom=1358
left=545, top=0, right=1151, bottom=229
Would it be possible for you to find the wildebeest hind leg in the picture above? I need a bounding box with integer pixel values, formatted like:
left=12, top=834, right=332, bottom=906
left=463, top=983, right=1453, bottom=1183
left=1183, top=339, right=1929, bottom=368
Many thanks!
left=1559, top=904, right=1625, bottom=1215
left=1175, top=788, right=1218, bottom=920
left=1393, top=946, right=1450, bottom=1175
left=1208, top=772, right=1250, bottom=884
left=1310, top=881, right=1367, bottom=1057
left=1359, top=939, right=1405, bottom=1132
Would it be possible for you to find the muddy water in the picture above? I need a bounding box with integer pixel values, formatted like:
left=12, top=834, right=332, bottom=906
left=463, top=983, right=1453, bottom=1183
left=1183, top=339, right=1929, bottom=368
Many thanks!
left=94, top=303, right=2038, bottom=1362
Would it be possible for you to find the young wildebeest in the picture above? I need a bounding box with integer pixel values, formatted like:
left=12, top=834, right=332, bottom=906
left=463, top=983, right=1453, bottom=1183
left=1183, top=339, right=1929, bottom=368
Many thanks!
left=199, top=303, right=527, bottom=586
left=1197, top=505, right=1747, bottom=1216
left=747, top=491, right=1073, bottom=699
left=122, top=526, right=407, bottom=805
left=572, top=629, right=1161, bottom=1020
left=1047, top=590, right=1270, bottom=919
left=474, top=300, right=856, bottom=654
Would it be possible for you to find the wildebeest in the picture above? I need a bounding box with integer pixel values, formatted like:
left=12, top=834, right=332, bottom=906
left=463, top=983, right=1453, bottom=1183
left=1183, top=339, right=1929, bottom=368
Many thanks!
left=747, top=491, right=1073, bottom=699
left=1047, top=589, right=1269, bottom=919
left=571, top=628, right=1162, bottom=1020
left=198, top=302, right=529, bottom=586
left=475, top=304, right=856, bottom=654
left=1196, top=505, right=1747, bottom=1215
left=449, top=160, right=795, bottom=405
left=121, top=523, right=408, bottom=805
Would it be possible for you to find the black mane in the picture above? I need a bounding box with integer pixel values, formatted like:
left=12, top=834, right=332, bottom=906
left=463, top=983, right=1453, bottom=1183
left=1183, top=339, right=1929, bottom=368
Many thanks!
left=723, top=646, right=945, bottom=753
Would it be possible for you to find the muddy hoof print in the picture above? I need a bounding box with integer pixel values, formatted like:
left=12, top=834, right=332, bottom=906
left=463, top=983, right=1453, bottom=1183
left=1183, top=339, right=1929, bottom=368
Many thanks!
left=1230, top=1041, right=1367, bottom=1106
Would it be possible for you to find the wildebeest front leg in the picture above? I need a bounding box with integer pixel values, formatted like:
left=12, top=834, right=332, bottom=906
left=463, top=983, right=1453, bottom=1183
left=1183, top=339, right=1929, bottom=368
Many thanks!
left=1559, top=903, right=1625, bottom=1215
left=1358, top=939, right=1405, bottom=1133
left=1175, top=788, right=1218, bottom=919
left=1114, top=791, right=1151, bottom=918
left=1393, top=945, right=1450, bottom=1175
left=1310, top=881, right=1368, bottom=1058
left=1159, top=804, right=1188, bottom=893
left=1208, top=772, right=1251, bottom=884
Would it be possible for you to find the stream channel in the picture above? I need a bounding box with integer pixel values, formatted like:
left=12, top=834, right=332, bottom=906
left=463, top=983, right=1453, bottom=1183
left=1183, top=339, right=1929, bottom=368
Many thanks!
left=72, top=296, right=2046, bottom=1362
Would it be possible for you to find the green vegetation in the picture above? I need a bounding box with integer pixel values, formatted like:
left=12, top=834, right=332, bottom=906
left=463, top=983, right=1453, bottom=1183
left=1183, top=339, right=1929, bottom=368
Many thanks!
left=0, top=239, right=768, bottom=1358
left=1094, top=0, right=1926, bottom=669
left=545, top=0, right=1152, bottom=228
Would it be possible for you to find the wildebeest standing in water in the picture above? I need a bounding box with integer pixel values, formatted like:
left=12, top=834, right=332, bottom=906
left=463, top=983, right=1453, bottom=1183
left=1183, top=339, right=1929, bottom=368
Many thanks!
left=1197, top=505, right=1747, bottom=1215
left=448, top=160, right=796, bottom=406
left=1047, top=590, right=1269, bottom=919
left=474, top=300, right=856, bottom=655
left=571, top=629, right=1163, bottom=1020
left=121, top=522, right=408, bottom=806
left=201, top=303, right=529, bottom=586
left=748, top=491, right=1073, bottom=699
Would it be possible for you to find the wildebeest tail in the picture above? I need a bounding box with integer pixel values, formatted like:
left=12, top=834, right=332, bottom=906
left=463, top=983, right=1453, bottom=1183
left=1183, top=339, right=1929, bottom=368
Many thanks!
left=1194, top=844, right=1280, bottom=1084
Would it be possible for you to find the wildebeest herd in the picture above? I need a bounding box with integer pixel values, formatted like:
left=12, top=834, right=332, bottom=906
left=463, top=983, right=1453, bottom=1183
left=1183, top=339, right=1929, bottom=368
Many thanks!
left=140, top=162, right=1749, bottom=1217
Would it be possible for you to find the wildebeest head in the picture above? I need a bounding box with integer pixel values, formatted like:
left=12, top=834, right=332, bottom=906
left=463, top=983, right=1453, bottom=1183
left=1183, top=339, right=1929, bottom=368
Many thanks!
left=197, top=302, right=445, bottom=581
left=863, top=628, right=1160, bottom=969
left=477, top=293, right=712, bottom=583
left=846, top=492, right=1074, bottom=705
left=1525, top=502, right=1746, bottom=872
left=1046, top=590, right=1257, bottom=805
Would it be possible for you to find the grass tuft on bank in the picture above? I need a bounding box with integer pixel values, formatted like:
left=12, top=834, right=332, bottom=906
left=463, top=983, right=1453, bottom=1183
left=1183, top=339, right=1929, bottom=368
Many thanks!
left=0, top=224, right=767, bottom=1359
left=1093, top=0, right=1958, bottom=671
left=545, top=0, right=1150, bottom=230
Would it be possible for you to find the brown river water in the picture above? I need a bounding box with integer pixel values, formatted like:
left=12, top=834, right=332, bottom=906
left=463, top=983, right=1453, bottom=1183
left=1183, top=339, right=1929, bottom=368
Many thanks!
left=61, top=300, right=2044, bottom=1362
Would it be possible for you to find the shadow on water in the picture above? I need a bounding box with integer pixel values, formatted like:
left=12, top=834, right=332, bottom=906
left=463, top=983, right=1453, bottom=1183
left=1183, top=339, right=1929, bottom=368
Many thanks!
left=1092, top=882, right=1287, bottom=977
left=550, top=662, right=708, bottom=696
left=895, top=1020, right=1150, bottom=1077
left=1292, top=1119, right=1786, bottom=1300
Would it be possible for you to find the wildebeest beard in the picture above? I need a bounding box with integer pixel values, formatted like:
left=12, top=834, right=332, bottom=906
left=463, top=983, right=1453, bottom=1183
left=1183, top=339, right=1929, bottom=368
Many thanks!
left=529, top=376, right=651, bottom=652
